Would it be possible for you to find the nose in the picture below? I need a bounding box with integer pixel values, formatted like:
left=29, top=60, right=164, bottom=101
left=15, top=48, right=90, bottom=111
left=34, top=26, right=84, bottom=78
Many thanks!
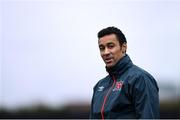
left=104, top=48, right=110, bottom=55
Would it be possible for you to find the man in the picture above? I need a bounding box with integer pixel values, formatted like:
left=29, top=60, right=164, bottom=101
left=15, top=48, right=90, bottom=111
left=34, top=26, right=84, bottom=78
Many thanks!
left=90, top=26, right=160, bottom=119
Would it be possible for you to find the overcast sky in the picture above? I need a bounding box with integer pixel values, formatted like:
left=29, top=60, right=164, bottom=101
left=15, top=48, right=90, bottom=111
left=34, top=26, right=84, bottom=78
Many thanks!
left=0, top=0, right=180, bottom=109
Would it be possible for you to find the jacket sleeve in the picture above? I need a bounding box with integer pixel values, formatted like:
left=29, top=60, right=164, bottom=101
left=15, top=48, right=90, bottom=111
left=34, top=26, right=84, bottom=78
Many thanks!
left=89, top=83, right=98, bottom=119
left=89, top=98, right=94, bottom=119
left=132, top=74, right=160, bottom=119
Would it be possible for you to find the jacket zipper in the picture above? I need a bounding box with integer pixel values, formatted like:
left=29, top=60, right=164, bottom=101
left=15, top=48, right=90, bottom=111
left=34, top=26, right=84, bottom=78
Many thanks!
left=101, top=75, right=116, bottom=120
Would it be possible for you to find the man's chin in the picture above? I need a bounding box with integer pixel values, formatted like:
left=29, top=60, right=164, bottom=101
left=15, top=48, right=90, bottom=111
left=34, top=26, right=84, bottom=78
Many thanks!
left=106, top=63, right=115, bottom=68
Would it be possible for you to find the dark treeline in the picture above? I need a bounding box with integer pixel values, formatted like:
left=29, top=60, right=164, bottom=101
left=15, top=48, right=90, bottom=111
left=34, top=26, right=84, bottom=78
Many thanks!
left=1, top=100, right=180, bottom=119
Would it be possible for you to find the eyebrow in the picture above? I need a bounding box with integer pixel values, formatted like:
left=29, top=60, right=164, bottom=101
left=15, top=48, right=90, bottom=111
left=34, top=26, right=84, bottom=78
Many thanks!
left=99, top=42, right=114, bottom=46
left=107, top=42, right=114, bottom=45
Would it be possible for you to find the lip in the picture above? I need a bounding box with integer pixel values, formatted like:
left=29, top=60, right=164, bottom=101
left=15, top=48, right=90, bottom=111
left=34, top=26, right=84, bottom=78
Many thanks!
left=104, top=58, right=113, bottom=63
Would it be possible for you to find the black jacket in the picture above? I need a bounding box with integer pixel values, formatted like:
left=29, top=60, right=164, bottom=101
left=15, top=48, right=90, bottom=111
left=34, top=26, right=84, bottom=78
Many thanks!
left=90, top=54, right=160, bottom=119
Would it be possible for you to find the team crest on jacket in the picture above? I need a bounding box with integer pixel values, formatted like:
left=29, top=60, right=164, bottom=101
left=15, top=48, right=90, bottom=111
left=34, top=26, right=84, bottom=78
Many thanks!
left=113, top=81, right=124, bottom=92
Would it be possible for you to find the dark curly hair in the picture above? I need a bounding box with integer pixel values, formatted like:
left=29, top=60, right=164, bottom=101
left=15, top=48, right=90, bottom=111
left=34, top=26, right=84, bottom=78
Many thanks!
left=97, top=26, right=127, bottom=45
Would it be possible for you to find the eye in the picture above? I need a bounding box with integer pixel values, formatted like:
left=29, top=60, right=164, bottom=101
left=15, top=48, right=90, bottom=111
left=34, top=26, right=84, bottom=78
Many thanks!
left=108, top=44, right=114, bottom=49
left=99, top=45, right=105, bottom=51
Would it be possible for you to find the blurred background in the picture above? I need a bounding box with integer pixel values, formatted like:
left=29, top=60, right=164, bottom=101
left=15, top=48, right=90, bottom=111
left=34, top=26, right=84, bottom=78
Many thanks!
left=0, top=0, right=180, bottom=118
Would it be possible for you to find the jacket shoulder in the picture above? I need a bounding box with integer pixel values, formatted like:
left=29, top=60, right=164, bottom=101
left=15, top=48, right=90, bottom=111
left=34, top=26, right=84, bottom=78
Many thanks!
left=128, top=65, right=154, bottom=79
left=127, top=65, right=159, bottom=91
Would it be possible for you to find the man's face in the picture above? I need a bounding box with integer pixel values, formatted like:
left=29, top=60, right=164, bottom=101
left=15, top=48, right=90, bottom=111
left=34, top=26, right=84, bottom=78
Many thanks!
left=98, top=34, right=127, bottom=68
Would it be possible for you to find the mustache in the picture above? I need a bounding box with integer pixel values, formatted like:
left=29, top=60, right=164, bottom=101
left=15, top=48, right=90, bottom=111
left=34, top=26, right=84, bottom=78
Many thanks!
left=102, top=54, right=113, bottom=58
left=103, top=56, right=113, bottom=60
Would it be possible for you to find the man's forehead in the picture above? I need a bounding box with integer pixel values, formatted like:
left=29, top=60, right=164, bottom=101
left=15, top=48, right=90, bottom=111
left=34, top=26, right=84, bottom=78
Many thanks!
left=98, top=34, right=117, bottom=45
left=99, top=34, right=116, bottom=40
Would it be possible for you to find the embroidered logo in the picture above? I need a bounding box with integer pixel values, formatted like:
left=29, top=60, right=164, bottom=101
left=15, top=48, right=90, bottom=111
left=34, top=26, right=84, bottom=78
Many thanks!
left=98, top=86, right=104, bottom=91
left=113, top=81, right=124, bottom=92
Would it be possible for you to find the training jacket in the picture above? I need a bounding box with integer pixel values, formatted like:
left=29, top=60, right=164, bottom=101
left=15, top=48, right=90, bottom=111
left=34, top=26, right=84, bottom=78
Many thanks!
left=90, top=54, right=160, bottom=119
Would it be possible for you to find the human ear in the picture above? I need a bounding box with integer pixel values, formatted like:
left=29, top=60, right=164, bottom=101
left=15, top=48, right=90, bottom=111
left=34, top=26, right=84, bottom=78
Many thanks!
left=122, top=43, right=127, bottom=53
